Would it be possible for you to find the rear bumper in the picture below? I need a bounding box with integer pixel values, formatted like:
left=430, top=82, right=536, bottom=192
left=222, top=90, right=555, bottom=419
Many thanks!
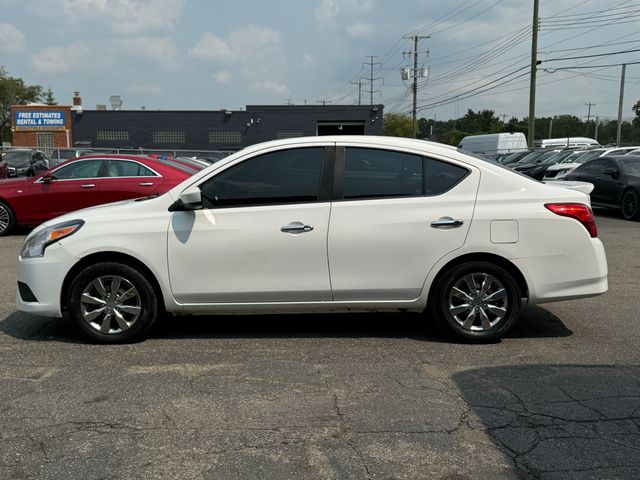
left=16, top=242, right=78, bottom=318
left=514, top=238, right=608, bottom=304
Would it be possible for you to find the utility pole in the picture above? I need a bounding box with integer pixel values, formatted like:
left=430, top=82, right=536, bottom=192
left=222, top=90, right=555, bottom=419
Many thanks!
left=584, top=102, right=596, bottom=123
left=351, top=79, right=363, bottom=106
left=500, top=114, right=509, bottom=123
left=528, top=0, right=540, bottom=148
left=403, top=35, right=430, bottom=138
left=548, top=117, right=553, bottom=138
left=363, top=56, right=382, bottom=106
left=617, top=63, right=626, bottom=145
left=584, top=102, right=596, bottom=136
left=316, top=99, right=332, bottom=106
left=594, top=116, right=599, bottom=142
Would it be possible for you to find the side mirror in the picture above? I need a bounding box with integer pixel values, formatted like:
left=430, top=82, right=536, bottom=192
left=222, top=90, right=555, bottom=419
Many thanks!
left=603, top=168, right=618, bottom=178
left=168, top=186, right=202, bottom=211
left=41, top=173, right=55, bottom=184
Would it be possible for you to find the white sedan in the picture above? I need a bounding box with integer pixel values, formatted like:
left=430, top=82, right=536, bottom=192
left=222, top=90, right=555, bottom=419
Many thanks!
left=16, top=136, right=608, bottom=343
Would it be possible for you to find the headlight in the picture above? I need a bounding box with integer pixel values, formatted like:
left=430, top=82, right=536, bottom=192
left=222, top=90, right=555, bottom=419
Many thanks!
left=20, top=220, right=84, bottom=258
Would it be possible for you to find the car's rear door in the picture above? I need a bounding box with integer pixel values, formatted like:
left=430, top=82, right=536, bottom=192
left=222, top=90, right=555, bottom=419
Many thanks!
left=98, top=159, right=164, bottom=203
left=327, top=145, right=479, bottom=301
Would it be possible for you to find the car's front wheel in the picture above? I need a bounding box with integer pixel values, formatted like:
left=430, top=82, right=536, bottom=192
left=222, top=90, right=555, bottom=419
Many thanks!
left=430, top=261, right=521, bottom=342
left=621, top=188, right=640, bottom=221
left=68, top=262, right=159, bottom=343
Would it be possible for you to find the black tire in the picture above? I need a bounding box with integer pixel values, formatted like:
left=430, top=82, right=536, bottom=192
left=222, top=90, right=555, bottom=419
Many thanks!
left=430, top=261, right=521, bottom=342
left=0, top=201, right=16, bottom=236
left=67, top=262, right=159, bottom=343
left=621, top=188, right=640, bottom=221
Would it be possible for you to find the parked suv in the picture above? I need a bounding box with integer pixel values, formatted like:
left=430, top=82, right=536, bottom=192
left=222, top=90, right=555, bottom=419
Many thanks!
left=3, top=149, right=49, bottom=177
left=0, top=153, right=8, bottom=179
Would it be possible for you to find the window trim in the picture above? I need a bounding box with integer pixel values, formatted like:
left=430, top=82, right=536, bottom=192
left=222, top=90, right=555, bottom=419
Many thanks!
left=34, top=158, right=162, bottom=183
left=333, top=146, right=470, bottom=202
left=198, top=146, right=333, bottom=210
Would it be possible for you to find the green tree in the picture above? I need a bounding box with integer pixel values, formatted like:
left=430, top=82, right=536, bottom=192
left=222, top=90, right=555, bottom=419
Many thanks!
left=383, top=113, right=414, bottom=137
left=0, top=67, right=43, bottom=143
left=43, top=87, right=57, bottom=106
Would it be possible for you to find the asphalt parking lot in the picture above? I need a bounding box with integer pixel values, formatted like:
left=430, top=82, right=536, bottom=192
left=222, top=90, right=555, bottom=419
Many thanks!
left=1, top=210, right=640, bottom=480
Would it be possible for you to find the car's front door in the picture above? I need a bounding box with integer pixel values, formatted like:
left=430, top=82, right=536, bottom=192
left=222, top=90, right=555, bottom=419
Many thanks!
left=167, top=146, right=332, bottom=304
left=328, top=146, right=479, bottom=301
left=20, top=158, right=105, bottom=224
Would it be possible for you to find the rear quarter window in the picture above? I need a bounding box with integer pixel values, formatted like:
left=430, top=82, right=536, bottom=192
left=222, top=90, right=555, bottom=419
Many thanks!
left=424, top=158, right=469, bottom=195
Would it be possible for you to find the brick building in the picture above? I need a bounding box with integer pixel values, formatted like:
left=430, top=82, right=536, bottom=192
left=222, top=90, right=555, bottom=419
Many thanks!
left=10, top=104, right=73, bottom=152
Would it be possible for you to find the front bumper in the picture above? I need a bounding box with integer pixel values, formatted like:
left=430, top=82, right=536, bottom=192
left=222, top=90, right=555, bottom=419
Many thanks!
left=16, top=242, right=78, bottom=317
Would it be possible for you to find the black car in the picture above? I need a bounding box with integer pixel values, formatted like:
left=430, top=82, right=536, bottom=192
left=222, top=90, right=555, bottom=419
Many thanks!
left=564, top=154, right=640, bottom=220
left=516, top=150, right=578, bottom=180
left=2, top=149, right=49, bottom=177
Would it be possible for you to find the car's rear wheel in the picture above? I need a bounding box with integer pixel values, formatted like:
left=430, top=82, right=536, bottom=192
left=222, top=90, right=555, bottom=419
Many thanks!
left=0, top=202, right=15, bottom=236
left=68, top=262, right=158, bottom=343
left=621, top=189, right=640, bottom=221
left=430, top=261, right=521, bottom=342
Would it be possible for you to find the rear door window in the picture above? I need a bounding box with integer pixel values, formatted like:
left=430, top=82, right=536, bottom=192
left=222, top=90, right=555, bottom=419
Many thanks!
left=343, top=148, right=468, bottom=199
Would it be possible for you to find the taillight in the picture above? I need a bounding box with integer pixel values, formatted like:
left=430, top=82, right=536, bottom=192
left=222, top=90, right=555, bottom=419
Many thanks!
left=545, top=203, right=598, bottom=238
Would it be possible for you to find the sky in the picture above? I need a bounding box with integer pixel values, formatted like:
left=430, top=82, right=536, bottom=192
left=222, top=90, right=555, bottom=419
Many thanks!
left=2, top=0, right=640, bottom=121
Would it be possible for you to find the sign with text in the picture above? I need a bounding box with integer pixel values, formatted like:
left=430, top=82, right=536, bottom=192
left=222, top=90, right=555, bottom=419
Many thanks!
left=13, top=110, right=66, bottom=131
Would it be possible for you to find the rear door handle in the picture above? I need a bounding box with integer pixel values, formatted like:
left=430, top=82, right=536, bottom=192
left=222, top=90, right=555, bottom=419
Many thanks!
left=431, top=217, right=464, bottom=229
left=80, top=184, right=96, bottom=188
left=281, top=222, right=314, bottom=234
left=139, top=182, right=154, bottom=186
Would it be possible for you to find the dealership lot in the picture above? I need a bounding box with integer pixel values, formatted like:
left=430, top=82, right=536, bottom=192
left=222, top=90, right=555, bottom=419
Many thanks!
left=1, top=211, right=639, bottom=479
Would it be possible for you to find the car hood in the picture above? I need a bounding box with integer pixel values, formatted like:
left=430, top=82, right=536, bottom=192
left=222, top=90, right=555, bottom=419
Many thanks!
left=547, top=163, right=580, bottom=171
left=6, top=161, right=31, bottom=168
left=40, top=194, right=172, bottom=229
left=513, top=163, right=539, bottom=171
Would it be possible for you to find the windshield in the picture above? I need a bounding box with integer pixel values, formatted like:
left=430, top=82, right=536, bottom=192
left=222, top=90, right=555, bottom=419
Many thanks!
left=514, top=151, right=546, bottom=164
left=570, top=150, right=604, bottom=164
left=2, top=151, right=30, bottom=166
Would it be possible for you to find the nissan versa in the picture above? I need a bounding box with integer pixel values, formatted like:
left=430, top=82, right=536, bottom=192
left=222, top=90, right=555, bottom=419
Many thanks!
left=16, top=136, right=608, bottom=343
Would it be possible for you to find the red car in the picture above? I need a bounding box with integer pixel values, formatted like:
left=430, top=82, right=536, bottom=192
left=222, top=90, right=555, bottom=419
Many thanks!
left=0, top=154, right=202, bottom=236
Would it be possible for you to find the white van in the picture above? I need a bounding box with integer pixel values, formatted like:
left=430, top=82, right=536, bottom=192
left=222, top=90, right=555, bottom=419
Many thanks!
left=458, top=132, right=528, bottom=155
left=535, top=137, right=600, bottom=149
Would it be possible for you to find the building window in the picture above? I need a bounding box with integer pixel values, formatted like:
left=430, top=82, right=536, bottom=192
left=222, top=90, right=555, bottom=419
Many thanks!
left=36, top=132, right=54, bottom=156
left=97, top=131, right=130, bottom=142
left=152, top=131, right=186, bottom=144
left=209, top=131, right=241, bottom=144
left=276, top=131, right=304, bottom=139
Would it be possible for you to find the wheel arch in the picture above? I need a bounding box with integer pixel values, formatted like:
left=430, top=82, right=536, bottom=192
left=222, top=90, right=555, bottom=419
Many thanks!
left=426, top=252, right=529, bottom=307
left=60, top=251, right=167, bottom=313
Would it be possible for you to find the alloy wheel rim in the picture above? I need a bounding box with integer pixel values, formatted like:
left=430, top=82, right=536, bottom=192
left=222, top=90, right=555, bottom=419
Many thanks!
left=622, top=192, right=637, bottom=218
left=0, top=206, right=9, bottom=233
left=448, top=273, right=508, bottom=332
left=80, top=275, right=141, bottom=334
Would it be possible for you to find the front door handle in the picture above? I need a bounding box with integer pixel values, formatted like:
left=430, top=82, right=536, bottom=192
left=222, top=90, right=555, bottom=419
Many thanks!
left=431, top=217, right=464, bottom=229
left=139, top=182, right=154, bottom=186
left=80, top=184, right=96, bottom=188
left=281, top=222, right=314, bottom=234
